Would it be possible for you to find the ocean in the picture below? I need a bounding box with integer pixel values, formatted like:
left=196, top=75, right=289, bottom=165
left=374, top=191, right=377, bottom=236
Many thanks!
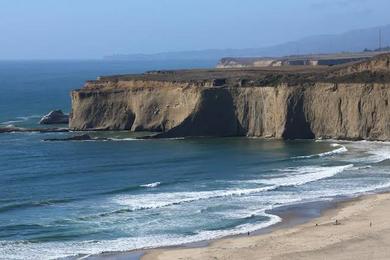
left=0, top=60, right=390, bottom=260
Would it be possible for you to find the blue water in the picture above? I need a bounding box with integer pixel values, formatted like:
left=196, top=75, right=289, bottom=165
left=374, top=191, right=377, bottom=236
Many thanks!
left=1, top=60, right=390, bottom=259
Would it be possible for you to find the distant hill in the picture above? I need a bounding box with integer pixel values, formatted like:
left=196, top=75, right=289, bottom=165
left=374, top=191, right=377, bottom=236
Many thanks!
left=104, top=25, right=390, bottom=62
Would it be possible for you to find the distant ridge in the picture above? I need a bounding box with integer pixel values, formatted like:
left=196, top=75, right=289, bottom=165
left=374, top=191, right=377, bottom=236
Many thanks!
left=104, top=25, right=390, bottom=62
left=217, top=51, right=388, bottom=68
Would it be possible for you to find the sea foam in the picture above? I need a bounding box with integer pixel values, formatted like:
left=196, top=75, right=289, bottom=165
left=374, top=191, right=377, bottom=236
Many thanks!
left=4, top=176, right=390, bottom=260
left=248, top=164, right=353, bottom=187
left=140, top=182, right=161, bottom=188
left=112, top=185, right=276, bottom=211
left=0, top=211, right=281, bottom=260
left=293, top=144, right=348, bottom=159
left=367, top=149, right=390, bottom=163
left=345, top=142, right=390, bottom=164
left=114, top=164, right=353, bottom=211
left=0, top=115, right=42, bottom=125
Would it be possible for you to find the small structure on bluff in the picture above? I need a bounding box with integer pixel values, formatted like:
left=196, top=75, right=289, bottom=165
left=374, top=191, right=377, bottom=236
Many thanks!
left=39, top=110, right=69, bottom=125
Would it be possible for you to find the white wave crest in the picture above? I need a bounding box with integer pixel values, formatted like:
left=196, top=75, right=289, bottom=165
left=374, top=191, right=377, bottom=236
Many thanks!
left=115, top=164, right=353, bottom=211
left=306, top=180, right=390, bottom=199
left=16, top=115, right=42, bottom=120
left=252, top=164, right=353, bottom=187
left=0, top=120, right=22, bottom=125
left=3, top=124, right=15, bottom=128
left=4, top=176, right=390, bottom=260
left=0, top=211, right=280, bottom=260
left=113, top=186, right=276, bottom=211
left=293, top=144, right=347, bottom=159
left=352, top=165, right=373, bottom=170
left=140, top=182, right=161, bottom=188
left=0, top=115, right=42, bottom=125
left=366, top=149, right=390, bottom=163
left=108, top=138, right=138, bottom=141
left=346, top=142, right=390, bottom=164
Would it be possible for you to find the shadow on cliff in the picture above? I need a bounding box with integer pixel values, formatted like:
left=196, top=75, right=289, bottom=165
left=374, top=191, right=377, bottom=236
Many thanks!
left=154, top=88, right=244, bottom=138
left=150, top=87, right=315, bottom=140
left=282, top=89, right=315, bottom=140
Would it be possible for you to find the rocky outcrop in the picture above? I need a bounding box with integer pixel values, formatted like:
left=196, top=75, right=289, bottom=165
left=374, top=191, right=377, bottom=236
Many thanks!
left=43, top=134, right=109, bottom=142
left=39, top=110, right=69, bottom=125
left=70, top=54, right=390, bottom=141
left=0, top=126, right=69, bottom=133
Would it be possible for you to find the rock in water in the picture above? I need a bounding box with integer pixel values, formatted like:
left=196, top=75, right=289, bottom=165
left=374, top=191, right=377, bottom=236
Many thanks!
left=39, top=110, right=69, bottom=125
left=44, top=134, right=93, bottom=141
left=43, top=134, right=110, bottom=142
left=0, top=126, right=69, bottom=133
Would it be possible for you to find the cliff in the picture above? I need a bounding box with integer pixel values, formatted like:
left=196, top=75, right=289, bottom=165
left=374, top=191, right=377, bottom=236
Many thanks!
left=70, top=54, right=390, bottom=140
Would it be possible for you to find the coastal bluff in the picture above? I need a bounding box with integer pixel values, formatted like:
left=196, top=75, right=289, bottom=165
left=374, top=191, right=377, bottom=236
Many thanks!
left=70, top=54, right=390, bottom=140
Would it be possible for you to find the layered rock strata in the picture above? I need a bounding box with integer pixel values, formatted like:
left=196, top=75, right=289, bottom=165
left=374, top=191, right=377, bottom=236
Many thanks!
left=70, top=54, right=390, bottom=140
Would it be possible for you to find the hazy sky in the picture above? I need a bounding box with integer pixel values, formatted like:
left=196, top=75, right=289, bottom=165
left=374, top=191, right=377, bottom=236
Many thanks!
left=0, top=0, right=389, bottom=59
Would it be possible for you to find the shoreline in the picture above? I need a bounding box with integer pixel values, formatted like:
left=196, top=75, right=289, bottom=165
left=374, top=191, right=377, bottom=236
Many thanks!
left=139, top=191, right=390, bottom=260
left=88, top=193, right=363, bottom=260
left=56, top=138, right=390, bottom=260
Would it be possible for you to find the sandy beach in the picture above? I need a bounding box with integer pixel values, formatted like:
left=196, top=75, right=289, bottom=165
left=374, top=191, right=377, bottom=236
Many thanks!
left=142, top=193, right=390, bottom=260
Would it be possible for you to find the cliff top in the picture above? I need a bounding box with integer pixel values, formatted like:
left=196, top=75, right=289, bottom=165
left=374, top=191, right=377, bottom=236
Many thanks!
left=217, top=51, right=387, bottom=68
left=82, top=53, right=390, bottom=90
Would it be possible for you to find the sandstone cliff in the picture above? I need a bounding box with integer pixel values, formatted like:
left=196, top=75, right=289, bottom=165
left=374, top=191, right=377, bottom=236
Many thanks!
left=70, top=54, right=390, bottom=140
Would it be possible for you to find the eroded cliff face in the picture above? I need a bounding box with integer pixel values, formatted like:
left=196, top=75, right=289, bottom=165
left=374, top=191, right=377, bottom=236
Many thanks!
left=70, top=81, right=202, bottom=132
left=70, top=54, right=390, bottom=140
left=304, top=83, right=390, bottom=140
left=70, top=82, right=390, bottom=140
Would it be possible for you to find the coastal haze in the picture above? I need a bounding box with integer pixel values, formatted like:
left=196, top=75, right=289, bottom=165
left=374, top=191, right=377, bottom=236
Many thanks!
left=0, top=0, right=390, bottom=60
left=1, top=1, right=390, bottom=260
left=106, top=25, right=390, bottom=62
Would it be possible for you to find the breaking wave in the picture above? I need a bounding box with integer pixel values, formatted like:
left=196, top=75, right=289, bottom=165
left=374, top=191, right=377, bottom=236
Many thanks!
left=140, top=182, right=161, bottom=188
left=108, top=138, right=139, bottom=141
left=344, top=141, right=390, bottom=164
left=0, top=211, right=281, bottom=260
left=0, top=115, right=41, bottom=125
left=257, top=164, right=353, bottom=186
left=113, top=186, right=276, bottom=211
left=113, top=164, right=353, bottom=212
left=366, top=149, right=390, bottom=163
left=91, top=190, right=300, bottom=220
left=293, top=144, right=348, bottom=159
left=3, top=174, right=390, bottom=260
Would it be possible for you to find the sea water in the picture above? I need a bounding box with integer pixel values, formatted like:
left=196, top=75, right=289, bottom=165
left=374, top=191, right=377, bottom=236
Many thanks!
left=0, top=60, right=390, bottom=259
